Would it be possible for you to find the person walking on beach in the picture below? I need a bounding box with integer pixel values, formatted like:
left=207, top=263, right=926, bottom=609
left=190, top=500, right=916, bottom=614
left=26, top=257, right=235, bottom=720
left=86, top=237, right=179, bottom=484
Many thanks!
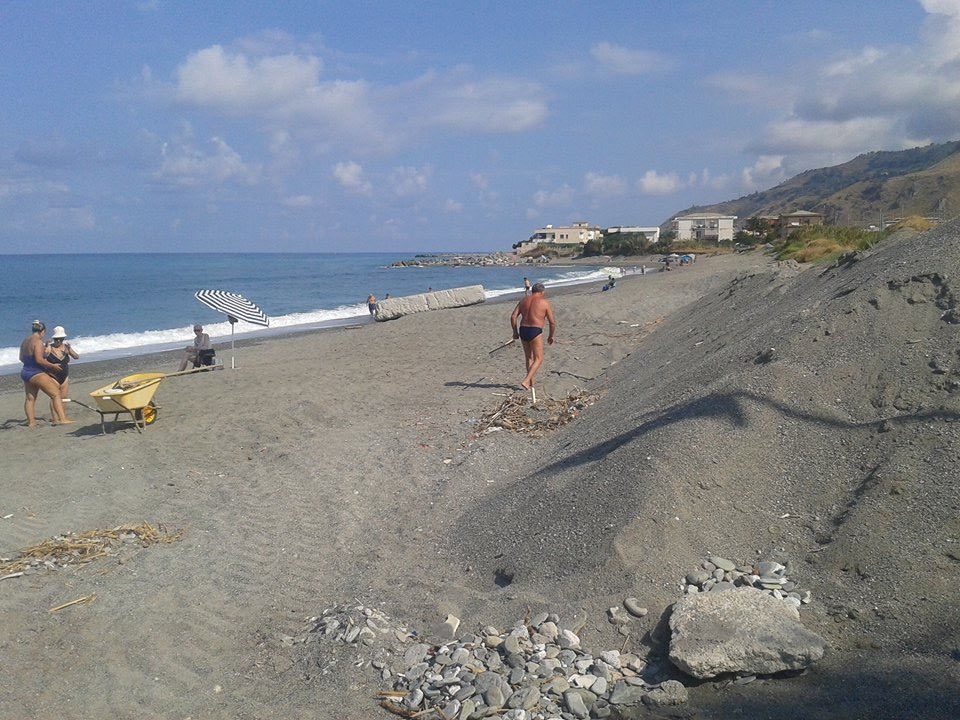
left=523, top=277, right=531, bottom=294
left=367, top=293, right=377, bottom=315
left=19, top=320, right=71, bottom=426
left=44, top=326, right=79, bottom=420
left=178, top=324, right=211, bottom=371
left=510, top=282, right=556, bottom=390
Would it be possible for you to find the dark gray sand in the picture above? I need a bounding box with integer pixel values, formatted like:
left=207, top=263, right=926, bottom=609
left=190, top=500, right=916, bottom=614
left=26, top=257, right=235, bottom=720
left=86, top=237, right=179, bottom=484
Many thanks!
left=1, top=238, right=958, bottom=719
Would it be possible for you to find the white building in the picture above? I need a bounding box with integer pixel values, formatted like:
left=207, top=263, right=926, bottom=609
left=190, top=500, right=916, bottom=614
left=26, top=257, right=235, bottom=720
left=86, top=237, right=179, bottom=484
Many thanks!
left=523, top=221, right=602, bottom=248
left=672, top=213, right=737, bottom=243
left=605, top=226, right=660, bottom=243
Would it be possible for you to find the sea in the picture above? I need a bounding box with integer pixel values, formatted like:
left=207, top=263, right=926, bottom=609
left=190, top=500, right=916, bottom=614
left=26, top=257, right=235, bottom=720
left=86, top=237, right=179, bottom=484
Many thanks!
left=0, top=252, right=625, bottom=375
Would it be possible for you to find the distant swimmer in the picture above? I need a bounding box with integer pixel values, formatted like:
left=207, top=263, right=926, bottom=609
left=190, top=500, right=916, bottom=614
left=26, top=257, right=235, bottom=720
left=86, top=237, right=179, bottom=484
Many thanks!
left=367, top=293, right=377, bottom=315
left=510, top=282, right=556, bottom=390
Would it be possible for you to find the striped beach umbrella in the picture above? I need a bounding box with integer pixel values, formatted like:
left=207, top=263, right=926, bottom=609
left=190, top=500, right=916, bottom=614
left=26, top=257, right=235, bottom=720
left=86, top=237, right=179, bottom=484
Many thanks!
left=194, top=290, right=269, bottom=369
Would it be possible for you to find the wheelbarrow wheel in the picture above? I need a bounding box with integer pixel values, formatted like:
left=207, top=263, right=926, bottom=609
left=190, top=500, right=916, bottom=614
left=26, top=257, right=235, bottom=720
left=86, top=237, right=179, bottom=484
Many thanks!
left=136, top=401, right=158, bottom=426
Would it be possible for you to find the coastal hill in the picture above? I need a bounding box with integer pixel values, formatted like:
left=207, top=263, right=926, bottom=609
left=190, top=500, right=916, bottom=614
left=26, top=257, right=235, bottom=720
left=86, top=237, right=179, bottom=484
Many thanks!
left=666, top=140, right=960, bottom=226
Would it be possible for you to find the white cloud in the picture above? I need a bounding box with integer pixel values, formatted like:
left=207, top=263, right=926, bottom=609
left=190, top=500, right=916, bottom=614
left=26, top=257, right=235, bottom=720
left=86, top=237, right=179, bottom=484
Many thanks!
left=741, top=155, right=786, bottom=189
left=532, top=184, right=574, bottom=207
left=153, top=135, right=259, bottom=187
left=332, top=161, right=373, bottom=194
left=470, top=173, right=489, bottom=190
left=583, top=171, right=627, bottom=198
left=637, top=170, right=681, bottom=195
left=590, top=42, right=670, bottom=75
left=823, top=47, right=885, bottom=77
left=920, top=0, right=960, bottom=66
left=743, top=0, right=960, bottom=169
left=754, top=118, right=896, bottom=154
left=282, top=195, right=313, bottom=208
left=441, top=198, right=462, bottom=213
left=389, top=166, right=431, bottom=197
left=418, top=75, right=548, bottom=133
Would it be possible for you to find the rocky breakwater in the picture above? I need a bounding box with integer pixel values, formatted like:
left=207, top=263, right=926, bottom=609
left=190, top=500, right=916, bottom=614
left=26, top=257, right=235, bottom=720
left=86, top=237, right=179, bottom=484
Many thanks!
left=391, top=252, right=518, bottom=268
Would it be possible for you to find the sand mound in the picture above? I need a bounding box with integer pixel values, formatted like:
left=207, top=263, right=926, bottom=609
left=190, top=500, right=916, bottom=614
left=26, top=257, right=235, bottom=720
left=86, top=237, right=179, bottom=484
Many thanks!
left=456, top=221, right=960, bottom=717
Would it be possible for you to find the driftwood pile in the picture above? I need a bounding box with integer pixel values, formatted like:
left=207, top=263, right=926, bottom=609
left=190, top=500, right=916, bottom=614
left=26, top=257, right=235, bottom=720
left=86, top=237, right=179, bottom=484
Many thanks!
left=475, top=390, right=598, bottom=437
left=0, top=521, right=183, bottom=579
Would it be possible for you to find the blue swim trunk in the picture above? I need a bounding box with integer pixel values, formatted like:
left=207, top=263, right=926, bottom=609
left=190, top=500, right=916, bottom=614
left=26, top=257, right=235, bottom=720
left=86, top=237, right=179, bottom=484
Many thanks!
left=518, top=326, right=543, bottom=342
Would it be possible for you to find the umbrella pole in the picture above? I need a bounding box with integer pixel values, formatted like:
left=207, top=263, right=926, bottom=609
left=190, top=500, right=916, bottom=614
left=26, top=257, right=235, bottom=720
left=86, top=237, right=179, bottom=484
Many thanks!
left=230, top=318, right=236, bottom=369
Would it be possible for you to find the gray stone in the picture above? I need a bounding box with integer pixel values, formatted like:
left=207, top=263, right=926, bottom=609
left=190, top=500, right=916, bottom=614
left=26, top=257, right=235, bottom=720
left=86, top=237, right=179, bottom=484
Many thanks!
left=484, top=685, right=506, bottom=709
left=710, top=581, right=735, bottom=592
left=455, top=684, right=476, bottom=701
left=458, top=699, right=476, bottom=720
left=710, top=556, right=737, bottom=572
left=404, top=688, right=424, bottom=709
left=591, top=676, right=608, bottom=696
left=608, top=681, right=647, bottom=706
left=686, top=570, right=711, bottom=586
left=607, top=607, right=631, bottom=625
left=531, top=612, right=549, bottom=627
left=642, top=680, right=688, bottom=707
left=756, top=561, right=785, bottom=576
left=623, top=598, right=648, bottom=618
left=564, top=690, right=590, bottom=719
left=668, top=588, right=827, bottom=679
left=405, top=643, right=430, bottom=666
left=598, top=650, right=621, bottom=669
left=507, top=686, right=541, bottom=710
left=484, top=635, right=503, bottom=648
left=509, top=667, right=525, bottom=685
left=558, top=629, right=581, bottom=649
left=539, top=620, right=560, bottom=640
left=503, top=635, right=522, bottom=656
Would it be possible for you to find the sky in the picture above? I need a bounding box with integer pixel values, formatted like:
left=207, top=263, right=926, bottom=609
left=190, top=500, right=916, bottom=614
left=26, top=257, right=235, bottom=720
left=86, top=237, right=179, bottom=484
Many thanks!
left=2, top=0, right=959, bottom=253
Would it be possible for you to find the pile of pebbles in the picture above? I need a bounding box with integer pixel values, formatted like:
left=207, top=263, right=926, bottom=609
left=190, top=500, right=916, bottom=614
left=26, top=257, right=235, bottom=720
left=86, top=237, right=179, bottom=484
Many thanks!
left=301, top=604, right=685, bottom=720
left=382, top=613, right=687, bottom=720
left=682, top=556, right=812, bottom=608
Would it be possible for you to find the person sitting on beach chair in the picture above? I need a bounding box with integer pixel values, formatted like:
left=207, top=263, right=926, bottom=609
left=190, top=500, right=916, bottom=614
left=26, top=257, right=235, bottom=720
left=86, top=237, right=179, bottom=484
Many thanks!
left=178, top=324, right=214, bottom=371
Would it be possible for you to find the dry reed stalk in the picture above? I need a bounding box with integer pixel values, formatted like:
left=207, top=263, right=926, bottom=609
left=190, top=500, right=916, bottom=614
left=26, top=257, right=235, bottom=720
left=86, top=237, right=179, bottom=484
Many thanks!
left=0, top=522, right=184, bottom=576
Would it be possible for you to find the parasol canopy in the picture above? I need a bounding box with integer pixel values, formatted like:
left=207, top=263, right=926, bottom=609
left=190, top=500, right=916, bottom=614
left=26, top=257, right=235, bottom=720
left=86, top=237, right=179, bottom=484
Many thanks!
left=194, top=290, right=269, bottom=369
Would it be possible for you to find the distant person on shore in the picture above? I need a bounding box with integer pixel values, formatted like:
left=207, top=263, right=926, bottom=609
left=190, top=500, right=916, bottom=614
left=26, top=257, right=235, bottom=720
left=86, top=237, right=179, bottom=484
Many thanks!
left=523, top=277, right=531, bottom=294
left=367, top=293, right=377, bottom=315
left=510, top=282, right=556, bottom=390
left=385, top=293, right=391, bottom=300
left=178, top=324, right=211, bottom=372
left=44, top=326, right=79, bottom=420
left=19, top=320, right=70, bottom=426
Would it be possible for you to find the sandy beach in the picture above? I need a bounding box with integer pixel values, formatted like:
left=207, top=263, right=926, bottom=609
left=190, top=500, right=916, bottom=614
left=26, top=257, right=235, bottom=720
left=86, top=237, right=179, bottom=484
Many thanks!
left=2, top=244, right=958, bottom=720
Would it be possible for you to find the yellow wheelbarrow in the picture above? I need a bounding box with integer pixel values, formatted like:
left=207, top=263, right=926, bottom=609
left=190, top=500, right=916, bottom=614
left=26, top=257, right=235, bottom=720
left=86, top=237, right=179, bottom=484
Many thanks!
left=71, top=372, right=165, bottom=434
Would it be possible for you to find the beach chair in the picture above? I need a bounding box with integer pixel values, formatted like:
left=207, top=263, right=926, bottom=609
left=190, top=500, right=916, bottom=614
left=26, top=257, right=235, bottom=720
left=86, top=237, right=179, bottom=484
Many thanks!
left=194, top=348, right=217, bottom=368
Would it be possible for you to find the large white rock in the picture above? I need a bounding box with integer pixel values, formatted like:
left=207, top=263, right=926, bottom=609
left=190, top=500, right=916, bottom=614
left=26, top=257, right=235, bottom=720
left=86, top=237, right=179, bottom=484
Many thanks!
left=374, top=285, right=485, bottom=321
left=668, top=587, right=826, bottom=679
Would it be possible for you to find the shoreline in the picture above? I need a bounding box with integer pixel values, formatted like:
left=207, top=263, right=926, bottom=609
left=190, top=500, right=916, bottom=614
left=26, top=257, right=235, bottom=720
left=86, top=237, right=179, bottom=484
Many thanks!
left=0, top=255, right=670, bottom=380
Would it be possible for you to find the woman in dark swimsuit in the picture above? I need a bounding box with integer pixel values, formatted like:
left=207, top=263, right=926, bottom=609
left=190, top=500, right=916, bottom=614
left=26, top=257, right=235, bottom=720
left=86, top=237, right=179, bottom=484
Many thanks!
left=19, top=321, right=70, bottom=427
left=44, top=326, right=80, bottom=421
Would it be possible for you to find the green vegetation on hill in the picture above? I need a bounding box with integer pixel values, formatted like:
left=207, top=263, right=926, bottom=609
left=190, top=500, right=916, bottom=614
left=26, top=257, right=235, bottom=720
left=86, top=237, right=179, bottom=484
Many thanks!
left=772, top=215, right=935, bottom=263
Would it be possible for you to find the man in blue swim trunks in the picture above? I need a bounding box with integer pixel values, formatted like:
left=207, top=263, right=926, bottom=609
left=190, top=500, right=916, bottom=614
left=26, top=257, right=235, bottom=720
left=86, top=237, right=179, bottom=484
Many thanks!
left=510, top=282, right=556, bottom=390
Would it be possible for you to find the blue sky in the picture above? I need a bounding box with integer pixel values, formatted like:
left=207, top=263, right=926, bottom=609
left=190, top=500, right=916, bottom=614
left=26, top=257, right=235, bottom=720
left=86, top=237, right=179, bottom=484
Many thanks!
left=2, top=0, right=958, bottom=253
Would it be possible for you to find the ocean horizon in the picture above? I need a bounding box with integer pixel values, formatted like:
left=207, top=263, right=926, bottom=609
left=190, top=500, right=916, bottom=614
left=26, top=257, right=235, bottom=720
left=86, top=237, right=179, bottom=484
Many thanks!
left=1, top=252, right=622, bottom=375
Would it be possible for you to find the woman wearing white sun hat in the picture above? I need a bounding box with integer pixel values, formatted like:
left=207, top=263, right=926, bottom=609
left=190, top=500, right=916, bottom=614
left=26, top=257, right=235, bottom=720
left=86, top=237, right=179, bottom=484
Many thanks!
left=44, top=326, right=80, bottom=420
